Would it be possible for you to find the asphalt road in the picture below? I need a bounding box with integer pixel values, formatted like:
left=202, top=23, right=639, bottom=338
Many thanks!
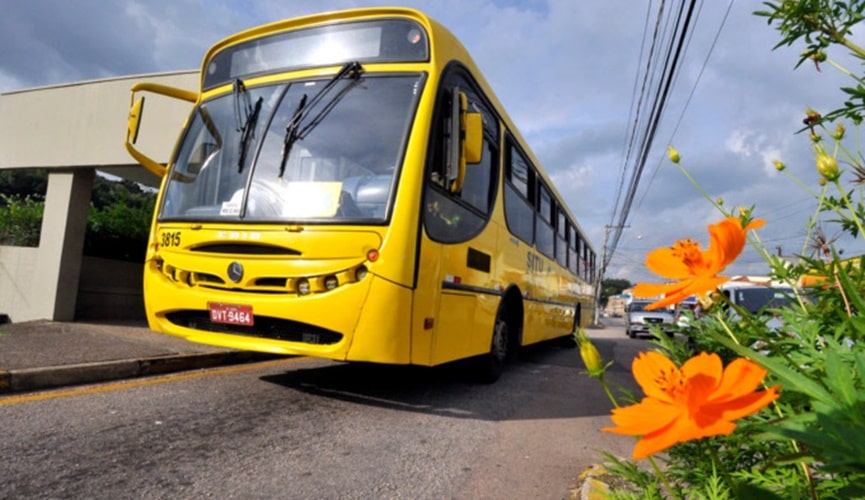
left=0, top=319, right=646, bottom=499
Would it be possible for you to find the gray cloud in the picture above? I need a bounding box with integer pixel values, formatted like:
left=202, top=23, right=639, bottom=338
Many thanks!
left=1, top=0, right=861, bottom=286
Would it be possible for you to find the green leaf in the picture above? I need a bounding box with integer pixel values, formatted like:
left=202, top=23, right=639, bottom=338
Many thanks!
left=833, top=249, right=865, bottom=313
left=705, top=329, right=836, bottom=406
left=823, top=346, right=857, bottom=406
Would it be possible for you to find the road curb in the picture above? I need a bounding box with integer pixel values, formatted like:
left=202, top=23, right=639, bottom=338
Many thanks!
left=0, top=351, right=284, bottom=394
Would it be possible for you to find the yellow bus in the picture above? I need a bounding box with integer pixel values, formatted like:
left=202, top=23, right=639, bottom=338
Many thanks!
left=125, top=7, right=596, bottom=382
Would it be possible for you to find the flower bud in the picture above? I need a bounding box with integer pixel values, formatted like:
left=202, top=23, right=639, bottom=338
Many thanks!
left=667, top=145, right=680, bottom=164
left=574, top=328, right=605, bottom=377
left=580, top=339, right=605, bottom=377
left=804, top=109, right=822, bottom=124
left=833, top=123, right=846, bottom=141
left=773, top=160, right=785, bottom=172
left=716, top=198, right=724, bottom=205
left=697, top=293, right=715, bottom=310
left=816, top=153, right=839, bottom=181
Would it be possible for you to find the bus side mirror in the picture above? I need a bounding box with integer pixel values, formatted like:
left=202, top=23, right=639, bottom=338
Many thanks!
left=127, top=97, right=145, bottom=145
left=124, top=82, right=198, bottom=179
left=446, top=89, right=484, bottom=193
left=463, top=111, right=483, bottom=164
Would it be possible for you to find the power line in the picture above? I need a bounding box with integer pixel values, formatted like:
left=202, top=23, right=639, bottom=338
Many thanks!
left=605, top=0, right=700, bottom=274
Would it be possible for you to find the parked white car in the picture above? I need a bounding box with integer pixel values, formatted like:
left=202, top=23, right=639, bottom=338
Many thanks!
left=625, top=300, right=676, bottom=338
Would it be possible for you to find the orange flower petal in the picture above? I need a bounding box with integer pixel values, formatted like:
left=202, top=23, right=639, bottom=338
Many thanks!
left=689, top=411, right=738, bottom=439
left=632, top=426, right=681, bottom=459
left=709, top=358, right=768, bottom=403
left=744, top=219, right=766, bottom=231
left=644, top=247, right=693, bottom=280
left=681, top=352, right=723, bottom=382
left=707, top=217, right=764, bottom=269
left=634, top=274, right=728, bottom=310
left=606, top=349, right=779, bottom=460
left=631, top=351, right=681, bottom=403
left=630, top=412, right=722, bottom=459
left=603, top=397, right=681, bottom=436
left=633, top=217, right=765, bottom=311
left=705, top=386, right=780, bottom=422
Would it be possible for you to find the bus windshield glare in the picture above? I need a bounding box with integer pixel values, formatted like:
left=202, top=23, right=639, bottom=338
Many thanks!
left=160, top=73, right=424, bottom=223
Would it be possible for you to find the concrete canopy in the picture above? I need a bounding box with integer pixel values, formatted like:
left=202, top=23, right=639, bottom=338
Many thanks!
left=0, top=71, right=198, bottom=322
left=0, top=70, right=199, bottom=186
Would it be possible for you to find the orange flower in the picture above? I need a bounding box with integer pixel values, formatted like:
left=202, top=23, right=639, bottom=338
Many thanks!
left=603, top=351, right=780, bottom=460
left=633, top=216, right=765, bottom=310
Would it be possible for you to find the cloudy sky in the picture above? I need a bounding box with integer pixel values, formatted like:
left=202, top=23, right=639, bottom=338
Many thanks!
left=1, top=0, right=862, bottom=284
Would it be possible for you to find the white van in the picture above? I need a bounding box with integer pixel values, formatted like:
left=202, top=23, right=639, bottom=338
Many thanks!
left=719, top=282, right=797, bottom=314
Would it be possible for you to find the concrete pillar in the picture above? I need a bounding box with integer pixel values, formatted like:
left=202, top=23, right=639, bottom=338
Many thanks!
left=35, top=169, right=94, bottom=320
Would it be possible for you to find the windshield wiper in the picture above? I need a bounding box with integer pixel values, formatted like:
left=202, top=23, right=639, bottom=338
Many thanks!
left=278, top=61, right=363, bottom=178
left=234, top=78, right=263, bottom=173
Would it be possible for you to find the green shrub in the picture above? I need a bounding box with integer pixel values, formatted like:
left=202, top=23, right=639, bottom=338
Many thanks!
left=0, top=194, right=43, bottom=247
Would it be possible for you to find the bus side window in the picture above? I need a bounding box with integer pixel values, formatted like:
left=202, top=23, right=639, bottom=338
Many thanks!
left=424, top=76, right=498, bottom=243
left=503, top=141, right=535, bottom=245
left=535, top=183, right=554, bottom=258
left=555, top=211, right=567, bottom=268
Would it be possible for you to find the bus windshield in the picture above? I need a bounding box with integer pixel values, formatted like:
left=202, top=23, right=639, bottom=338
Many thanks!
left=159, top=73, right=424, bottom=223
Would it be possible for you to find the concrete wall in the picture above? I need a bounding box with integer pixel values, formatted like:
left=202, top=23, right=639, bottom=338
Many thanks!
left=0, top=71, right=198, bottom=322
left=0, top=246, right=39, bottom=323
left=75, top=256, right=145, bottom=320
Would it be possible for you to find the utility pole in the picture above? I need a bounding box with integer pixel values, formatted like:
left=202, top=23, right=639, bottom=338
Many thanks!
left=593, top=224, right=628, bottom=325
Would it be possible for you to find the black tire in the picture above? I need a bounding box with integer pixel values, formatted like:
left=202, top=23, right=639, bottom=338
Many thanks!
left=475, top=312, right=509, bottom=384
left=627, top=328, right=635, bottom=339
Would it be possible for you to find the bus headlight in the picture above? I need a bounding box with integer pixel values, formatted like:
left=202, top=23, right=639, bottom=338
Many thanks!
left=296, top=278, right=311, bottom=295
left=323, top=275, right=338, bottom=290
left=355, top=266, right=368, bottom=282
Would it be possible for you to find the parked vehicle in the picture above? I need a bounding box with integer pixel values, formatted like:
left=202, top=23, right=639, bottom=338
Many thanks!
left=625, top=300, right=676, bottom=338
left=720, top=282, right=796, bottom=314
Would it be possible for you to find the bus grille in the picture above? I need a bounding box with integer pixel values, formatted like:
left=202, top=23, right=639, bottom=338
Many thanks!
left=165, top=311, right=343, bottom=345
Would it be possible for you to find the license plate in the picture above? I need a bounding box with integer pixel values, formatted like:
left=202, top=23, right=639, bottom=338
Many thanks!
left=208, top=302, right=254, bottom=327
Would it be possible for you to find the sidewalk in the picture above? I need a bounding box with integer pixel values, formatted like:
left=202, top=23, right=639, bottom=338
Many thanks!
left=0, top=319, right=283, bottom=394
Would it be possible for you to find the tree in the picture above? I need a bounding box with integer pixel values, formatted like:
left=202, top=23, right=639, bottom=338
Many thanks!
left=600, top=278, right=632, bottom=308
left=0, top=169, right=155, bottom=260
left=0, top=169, right=47, bottom=205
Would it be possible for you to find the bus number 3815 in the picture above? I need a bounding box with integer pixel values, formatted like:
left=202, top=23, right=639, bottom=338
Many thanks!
left=160, top=231, right=181, bottom=247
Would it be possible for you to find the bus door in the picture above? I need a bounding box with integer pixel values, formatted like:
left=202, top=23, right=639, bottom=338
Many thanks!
left=414, top=78, right=498, bottom=366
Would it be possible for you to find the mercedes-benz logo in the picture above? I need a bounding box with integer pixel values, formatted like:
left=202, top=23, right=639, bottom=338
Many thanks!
left=227, top=261, right=244, bottom=283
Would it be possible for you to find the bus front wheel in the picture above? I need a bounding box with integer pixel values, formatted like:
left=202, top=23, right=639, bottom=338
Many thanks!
left=475, top=311, right=509, bottom=384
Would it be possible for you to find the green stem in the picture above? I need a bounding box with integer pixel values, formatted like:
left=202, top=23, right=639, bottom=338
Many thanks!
left=646, top=455, right=681, bottom=500
left=800, top=182, right=828, bottom=256
left=673, top=158, right=781, bottom=272
left=831, top=178, right=865, bottom=238
left=673, top=161, right=729, bottom=217
left=838, top=36, right=865, bottom=61
left=598, top=376, right=620, bottom=409
left=784, top=169, right=822, bottom=199
left=826, top=57, right=865, bottom=87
